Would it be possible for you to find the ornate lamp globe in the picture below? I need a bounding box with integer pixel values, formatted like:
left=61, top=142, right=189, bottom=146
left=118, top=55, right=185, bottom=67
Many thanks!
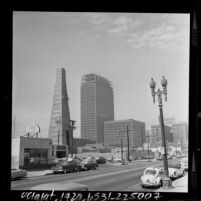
left=161, top=76, right=168, bottom=88
left=150, top=78, right=156, bottom=89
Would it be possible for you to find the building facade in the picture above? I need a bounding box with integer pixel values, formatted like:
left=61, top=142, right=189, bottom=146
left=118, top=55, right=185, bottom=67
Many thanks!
left=48, top=68, right=72, bottom=151
left=172, top=122, right=188, bottom=145
left=80, top=74, right=114, bottom=143
left=150, top=124, right=174, bottom=147
left=72, top=138, right=96, bottom=153
left=12, top=136, right=53, bottom=169
left=104, top=119, right=146, bottom=148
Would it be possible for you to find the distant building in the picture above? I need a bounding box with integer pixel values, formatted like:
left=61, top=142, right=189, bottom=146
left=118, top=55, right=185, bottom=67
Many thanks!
left=104, top=119, right=146, bottom=148
left=80, top=74, right=114, bottom=143
left=48, top=68, right=72, bottom=152
left=72, top=138, right=96, bottom=153
left=172, top=122, right=188, bottom=144
left=150, top=124, right=173, bottom=147
left=77, top=143, right=111, bottom=153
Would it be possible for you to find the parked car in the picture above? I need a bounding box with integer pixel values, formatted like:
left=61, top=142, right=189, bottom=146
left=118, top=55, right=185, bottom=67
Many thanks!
left=168, top=167, right=180, bottom=180
left=81, top=158, right=98, bottom=170
left=180, top=158, right=188, bottom=170
left=157, top=156, right=163, bottom=161
left=51, top=159, right=81, bottom=174
left=177, top=168, right=185, bottom=177
left=113, top=158, right=122, bottom=163
left=96, top=156, right=107, bottom=164
left=11, top=169, right=27, bottom=180
left=140, top=167, right=163, bottom=188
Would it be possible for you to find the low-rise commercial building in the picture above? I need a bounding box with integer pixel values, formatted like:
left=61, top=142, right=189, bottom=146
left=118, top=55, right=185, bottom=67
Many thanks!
left=12, top=136, right=53, bottom=169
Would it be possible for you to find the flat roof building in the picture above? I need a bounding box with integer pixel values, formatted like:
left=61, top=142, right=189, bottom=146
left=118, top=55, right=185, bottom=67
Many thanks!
left=104, top=119, right=146, bottom=148
left=80, top=74, right=114, bottom=143
left=12, top=136, right=53, bottom=169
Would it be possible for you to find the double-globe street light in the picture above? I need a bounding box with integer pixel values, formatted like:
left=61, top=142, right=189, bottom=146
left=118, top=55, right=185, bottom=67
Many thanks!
left=149, top=76, right=172, bottom=188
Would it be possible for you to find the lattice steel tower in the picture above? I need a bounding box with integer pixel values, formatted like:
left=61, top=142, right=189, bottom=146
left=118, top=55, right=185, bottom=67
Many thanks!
left=48, top=68, right=72, bottom=149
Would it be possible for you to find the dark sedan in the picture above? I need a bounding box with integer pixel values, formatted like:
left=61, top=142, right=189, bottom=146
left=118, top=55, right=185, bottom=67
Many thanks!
left=96, top=157, right=107, bottom=164
left=81, top=158, right=98, bottom=170
left=51, top=159, right=81, bottom=174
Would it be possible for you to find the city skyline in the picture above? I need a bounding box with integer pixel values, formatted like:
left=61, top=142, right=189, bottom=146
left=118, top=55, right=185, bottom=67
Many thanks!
left=13, top=12, right=190, bottom=139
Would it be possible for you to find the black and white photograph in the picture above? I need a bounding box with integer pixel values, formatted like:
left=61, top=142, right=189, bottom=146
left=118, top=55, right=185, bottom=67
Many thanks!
left=11, top=11, right=190, bottom=193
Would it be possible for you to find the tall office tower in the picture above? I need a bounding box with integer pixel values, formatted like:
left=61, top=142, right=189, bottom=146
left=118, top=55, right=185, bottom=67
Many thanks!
left=81, top=74, right=114, bottom=143
left=48, top=68, right=72, bottom=149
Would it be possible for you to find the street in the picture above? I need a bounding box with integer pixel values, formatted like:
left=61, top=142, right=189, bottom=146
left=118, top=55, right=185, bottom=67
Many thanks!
left=11, top=160, right=166, bottom=191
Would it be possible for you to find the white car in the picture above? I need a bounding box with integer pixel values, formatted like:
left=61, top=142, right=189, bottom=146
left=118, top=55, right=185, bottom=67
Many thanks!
left=168, top=167, right=180, bottom=180
left=11, top=169, right=27, bottom=180
left=180, top=158, right=188, bottom=170
left=167, top=167, right=184, bottom=180
left=141, top=167, right=163, bottom=188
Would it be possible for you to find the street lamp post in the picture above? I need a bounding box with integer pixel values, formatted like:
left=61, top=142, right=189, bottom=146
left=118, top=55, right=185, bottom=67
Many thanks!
left=150, top=76, right=172, bottom=188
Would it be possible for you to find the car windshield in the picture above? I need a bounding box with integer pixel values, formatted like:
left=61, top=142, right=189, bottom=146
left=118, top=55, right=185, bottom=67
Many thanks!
left=82, top=159, right=90, bottom=163
left=60, top=161, right=73, bottom=165
left=145, top=169, right=156, bottom=175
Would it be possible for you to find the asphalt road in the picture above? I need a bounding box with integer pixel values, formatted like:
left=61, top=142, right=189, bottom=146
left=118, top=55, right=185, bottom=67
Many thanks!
left=11, top=160, right=165, bottom=191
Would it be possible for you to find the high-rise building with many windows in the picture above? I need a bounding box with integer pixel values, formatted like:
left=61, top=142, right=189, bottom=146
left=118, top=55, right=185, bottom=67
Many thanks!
left=104, top=119, right=146, bottom=148
left=80, top=74, right=114, bottom=143
left=48, top=68, right=72, bottom=149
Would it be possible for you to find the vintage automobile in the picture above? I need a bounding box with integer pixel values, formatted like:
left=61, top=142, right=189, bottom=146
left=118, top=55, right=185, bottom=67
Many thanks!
left=81, top=158, right=98, bottom=170
left=11, top=169, right=27, bottom=180
left=168, top=167, right=179, bottom=180
left=96, top=156, right=107, bottom=164
left=169, top=167, right=184, bottom=180
left=180, top=158, right=188, bottom=170
left=140, top=167, right=164, bottom=188
left=51, top=158, right=81, bottom=174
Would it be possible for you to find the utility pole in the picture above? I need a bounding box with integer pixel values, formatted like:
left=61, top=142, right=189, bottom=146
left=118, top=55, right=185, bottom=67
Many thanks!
left=121, top=137, right=123, bottom=163
left=146, top=131, right=150, bottom=161
left=13, top=116, right=16, bottom=138
left=126, top=125, right=130, bottom=161
left=70, top=120, right=76, bottom=158
left=118, top=129, right=124, bottom=165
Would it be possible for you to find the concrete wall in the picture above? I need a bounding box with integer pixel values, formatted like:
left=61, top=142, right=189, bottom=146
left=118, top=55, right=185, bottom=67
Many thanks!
left=11, top=137, right=20, bottom=169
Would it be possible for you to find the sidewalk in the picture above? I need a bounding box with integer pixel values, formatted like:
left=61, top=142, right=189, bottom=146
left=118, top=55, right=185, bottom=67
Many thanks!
left=26, top=169, right=52, bottom=178
left=156, top=173, right=188, bottom=192
left=124, top=173, right=188, bottom=192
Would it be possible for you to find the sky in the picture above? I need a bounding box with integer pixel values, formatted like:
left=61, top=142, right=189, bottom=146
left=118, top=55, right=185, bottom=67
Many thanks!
left=12, top=12, right=190, bottom=138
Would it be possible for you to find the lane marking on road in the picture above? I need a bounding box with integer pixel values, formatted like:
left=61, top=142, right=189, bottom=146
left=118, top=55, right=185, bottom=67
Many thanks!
left=95, top=179, right=116, bottom=185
